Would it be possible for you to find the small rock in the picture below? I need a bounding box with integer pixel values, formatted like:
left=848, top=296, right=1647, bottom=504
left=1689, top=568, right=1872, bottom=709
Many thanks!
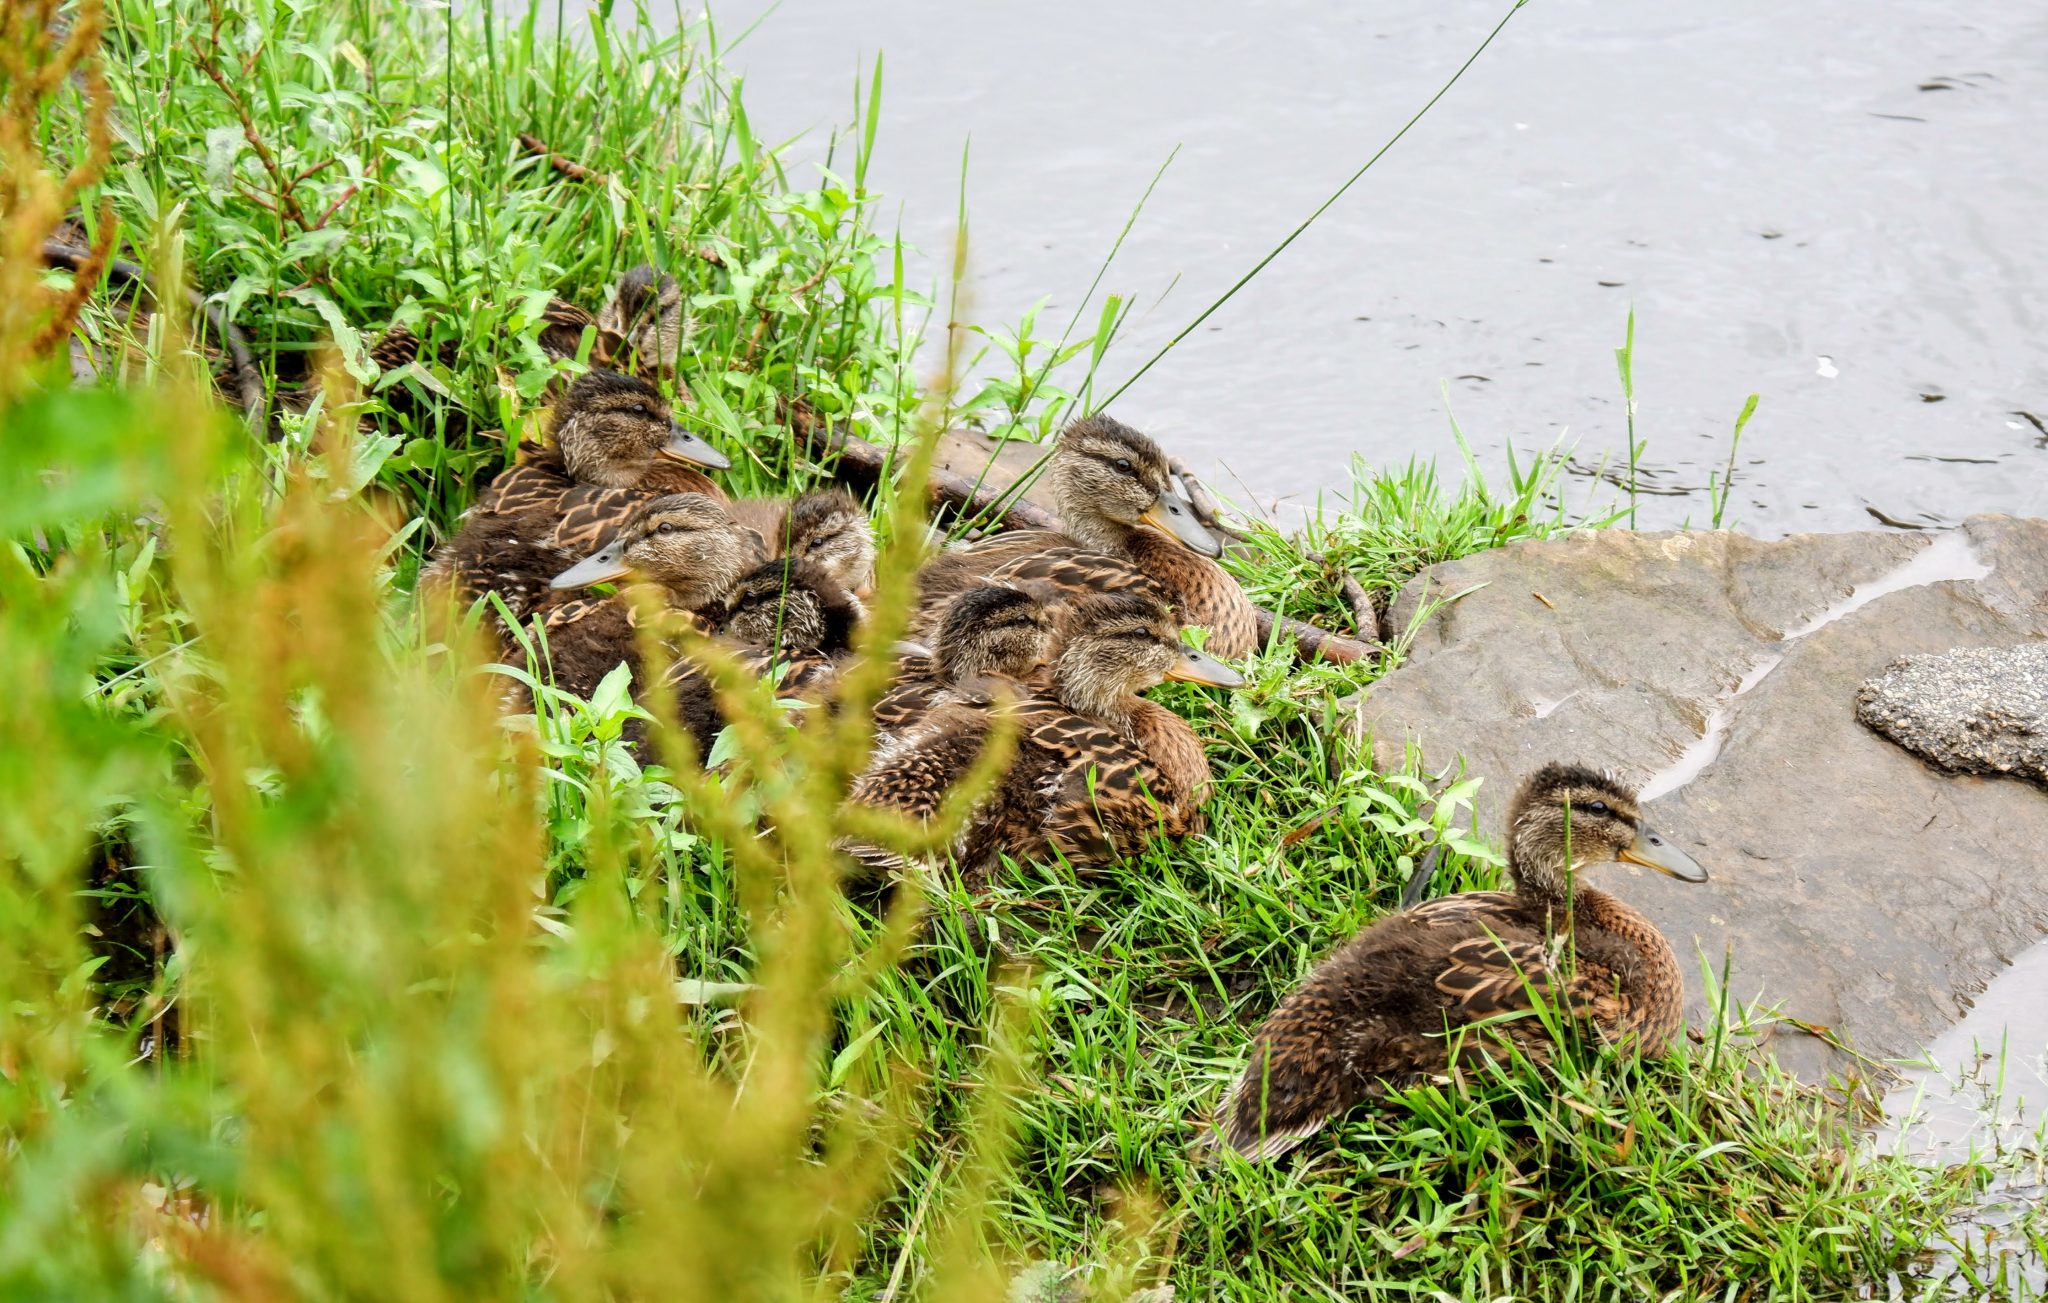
left=1858, top=644, right=2048, bottom=785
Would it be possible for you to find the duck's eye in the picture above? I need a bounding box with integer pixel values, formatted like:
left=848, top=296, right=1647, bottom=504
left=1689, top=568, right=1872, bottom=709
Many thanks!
left=656, top=522, right=675, bottom=535
left=632, top=404, right=652, bottom=418
left=1585, top=800, right=1610, bottom=815
left=1114, top=457, right=1132, bottom=472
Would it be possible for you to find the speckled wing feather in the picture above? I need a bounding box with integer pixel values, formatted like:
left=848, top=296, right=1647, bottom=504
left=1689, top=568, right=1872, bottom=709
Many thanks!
left=851, top=704, right=998, bottom=824
left=1027, top=712, right=1174, bottom=867
left=1432, top=931, right=1629, bottom=1028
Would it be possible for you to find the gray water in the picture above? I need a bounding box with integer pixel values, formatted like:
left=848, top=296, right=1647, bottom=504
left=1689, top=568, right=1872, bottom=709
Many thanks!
left=1877, top=939, right=2048, bottom=1297
left=705, top=0, right=2048, bottom=533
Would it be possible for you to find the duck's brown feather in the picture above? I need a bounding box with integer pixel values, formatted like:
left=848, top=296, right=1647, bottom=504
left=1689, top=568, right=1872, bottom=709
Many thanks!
left=1220, top=887, right=1680, bottom=1160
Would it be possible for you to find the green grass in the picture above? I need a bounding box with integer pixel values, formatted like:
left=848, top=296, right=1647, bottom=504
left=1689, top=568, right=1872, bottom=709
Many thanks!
left=4, top=1, right=2037, bottom=1298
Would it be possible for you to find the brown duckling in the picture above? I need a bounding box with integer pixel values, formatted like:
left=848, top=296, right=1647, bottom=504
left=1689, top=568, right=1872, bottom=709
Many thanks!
left=596, top=264, right=687, bottom=378
left=633, top=555, right=865, bottom=758
left=914, top=415, right=1259, bottom=659
left=526, top=493, right=758, bottom=702
left=729, top=486, right=877, bottom=602
left=1218, top=763, right=1710, bottom=1161
left=872, top=585, right=1056, bottom=740
left=852, top=591, right=1243, bottom=878
left=420, top=370, right=731, bottom=624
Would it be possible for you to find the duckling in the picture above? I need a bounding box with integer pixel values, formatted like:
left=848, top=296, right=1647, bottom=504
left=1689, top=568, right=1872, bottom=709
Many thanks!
left=852, top=591, right=1243, bottom=877
left=914, top=415, right=1259, bottom=659
left=596, top=264, right=687, bottom=378
left=420, top=370, right=731, bottom=624
left=370, top=296, right=605, bottom=376
left=872, top=585, right=1056, bottom=740
left=526, top=493, right=758, bottom=702
left=718, top=555, right=862, bottom=669
left=1217, top=763, right=1710, bottom=1161
left=730, top=486, right=878, bottom=602
left=632, top=555, right=865, bottom=758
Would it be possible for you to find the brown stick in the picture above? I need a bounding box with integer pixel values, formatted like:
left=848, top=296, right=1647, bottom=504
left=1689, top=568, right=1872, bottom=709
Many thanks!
left=1170, top=457, right=1382, bottom=658
left=788, top=404, right=1375, bottom=664
left=517, top=132, right=608, bottom=185
left=1169, top=456, right=1253, bottom=545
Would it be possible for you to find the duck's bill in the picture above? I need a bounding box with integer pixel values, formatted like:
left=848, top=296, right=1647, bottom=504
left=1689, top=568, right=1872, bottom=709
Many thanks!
left=551, top=541, right=631, bottom=589
left=1619, top=825, right=1709, bottom=883
left=1166, top=644, right=1246, bottom=688
left=659, top=422, right=731, bottom=470
left=1138, top=492, right=1224, bottom=558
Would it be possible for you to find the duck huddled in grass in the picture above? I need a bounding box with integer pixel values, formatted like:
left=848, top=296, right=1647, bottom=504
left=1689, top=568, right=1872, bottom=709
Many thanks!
left=871, top=585, right=1056, bottom=741
left=524, top=492, right=760, bottom=702
left=913, top=415, right=1260, bottom=660
left=1217, top=763, right=1709, bottom=1161
left=851, top=590, right=1243, bottom=879
left=629, top=553, right=867, bottom=758
left=420, top=370, right=731, bottom=626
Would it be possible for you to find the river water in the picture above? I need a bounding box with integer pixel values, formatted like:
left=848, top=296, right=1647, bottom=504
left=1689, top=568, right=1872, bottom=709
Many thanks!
left=705, top=0, right=2048, bottom=534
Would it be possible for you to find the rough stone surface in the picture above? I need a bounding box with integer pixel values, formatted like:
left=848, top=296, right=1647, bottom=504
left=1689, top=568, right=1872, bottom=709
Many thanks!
left=1340, top=515, right=2048, bottom=1077
left=1858, top=644, right=2048, bottom=785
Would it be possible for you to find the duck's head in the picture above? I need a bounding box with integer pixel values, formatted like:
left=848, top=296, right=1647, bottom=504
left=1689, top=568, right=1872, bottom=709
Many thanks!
left=783, top=487, right=876, bottom=600
left=1044, top=416, right=1221, bottom=558
left=1506, top=763, right=1708, bottom=899
left=551, top=370, right=729, bottom=486
left=596, top=264, right=684, bottom=371
left=934, top=586, right=1055, bottom=684
left=550, top=492, right=756, bottom=611
left=720, top=557, right=861, bottom=655
left=1054, top=592, right=1243, bottom=720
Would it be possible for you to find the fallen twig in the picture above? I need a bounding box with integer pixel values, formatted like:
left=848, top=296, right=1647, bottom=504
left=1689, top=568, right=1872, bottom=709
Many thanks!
left=787, top=403, right=1376, bottom=664
left=517, top=131, right=607, bottom=185
left=1168, top=456, right=1254, bottom=545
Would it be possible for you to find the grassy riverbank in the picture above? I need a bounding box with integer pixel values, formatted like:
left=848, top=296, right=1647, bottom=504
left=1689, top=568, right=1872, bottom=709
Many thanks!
left=4, top=2, right=2033, bottom=1297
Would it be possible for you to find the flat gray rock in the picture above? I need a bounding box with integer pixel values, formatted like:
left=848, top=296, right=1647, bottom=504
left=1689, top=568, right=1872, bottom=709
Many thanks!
left=1341, top=515, right=2048, bottom=1077
left=1858, top=644, right=2048, bottom=785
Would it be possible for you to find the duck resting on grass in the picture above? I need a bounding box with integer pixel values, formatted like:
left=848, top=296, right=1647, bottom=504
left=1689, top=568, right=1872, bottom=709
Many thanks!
left=1218, top=763, right=1709, bottom=1161
left=527, top=493, right=759, bottom=702
left=420, top=370, right=731, bottom=627
left=871, top=584, right=1057, bottom=740
left=626, top=553, right=867, bottom=759
left=851, top=590, right=1242, bottom=880
left=727, top=486, right=877, bottom=602
left=913, top=415, right=1261, bottom=660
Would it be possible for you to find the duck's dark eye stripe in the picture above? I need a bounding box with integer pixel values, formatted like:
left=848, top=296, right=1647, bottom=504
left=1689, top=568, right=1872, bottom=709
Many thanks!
left=1086, top=452, right=1143, bottom=476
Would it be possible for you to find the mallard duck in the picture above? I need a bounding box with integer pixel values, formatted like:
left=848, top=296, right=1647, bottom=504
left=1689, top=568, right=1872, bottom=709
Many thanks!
left=370, top=296, right=605, bottom=376
left=526, top=493, right=759, bottom=702
left=914, top=415, right=1259, bottom=660
left=596, top=264, right=686, bottom=378
left=420, top=370, right=731, bottom=623
left=729, top=486, right=877, bottom=601
left=852, top=591, right=1243, bottom=877
left=872, top=585, right=1056, bottom=739
left=631, top=555, right=866, bottom=758
left=1217, top=763, right=1710, bottom=1161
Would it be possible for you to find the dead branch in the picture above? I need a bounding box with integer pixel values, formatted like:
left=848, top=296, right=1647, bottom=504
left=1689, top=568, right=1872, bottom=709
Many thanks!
left=517, top=132, right=608, bottom=185
left=191, top=0, right=314, bottom=233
